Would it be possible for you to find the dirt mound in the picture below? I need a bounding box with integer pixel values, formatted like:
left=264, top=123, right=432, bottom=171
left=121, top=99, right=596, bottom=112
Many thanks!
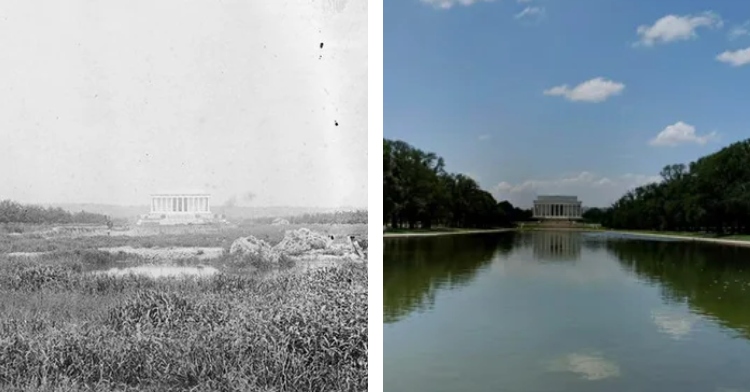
left=273, top=228, right=334, bottom=255
left=229, top=236, right=282, bottom=263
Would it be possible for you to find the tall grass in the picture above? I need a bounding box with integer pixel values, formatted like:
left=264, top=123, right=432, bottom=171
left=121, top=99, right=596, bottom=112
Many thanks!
left=0, top=243, right=367, bottom=391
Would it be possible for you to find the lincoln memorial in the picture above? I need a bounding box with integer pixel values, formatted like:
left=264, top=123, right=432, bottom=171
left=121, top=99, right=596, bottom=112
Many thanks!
left=532, top=195, right=583, bottom=220
left=138, top=192, right=216, bottom=226
left=532, top=231, right=581, bottom=262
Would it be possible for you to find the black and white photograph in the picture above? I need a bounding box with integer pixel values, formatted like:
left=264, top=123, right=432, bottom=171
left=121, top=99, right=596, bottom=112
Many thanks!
left=0, top=0, right=368, bottom=391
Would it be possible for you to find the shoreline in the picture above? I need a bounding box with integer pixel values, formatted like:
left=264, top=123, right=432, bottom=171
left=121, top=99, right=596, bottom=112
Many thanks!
left=382, top=226, right=750, bottom=248
left=383, top=228, right=514, bottom=238
left=613, top=230, right=750, bottom=248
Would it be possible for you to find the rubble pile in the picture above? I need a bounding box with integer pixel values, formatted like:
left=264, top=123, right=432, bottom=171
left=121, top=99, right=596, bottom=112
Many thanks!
left=229, top=228, right=365, bottom=265
left=229, top=236, right=282, bottom=263
left=273, top=228, right=334, bottom=255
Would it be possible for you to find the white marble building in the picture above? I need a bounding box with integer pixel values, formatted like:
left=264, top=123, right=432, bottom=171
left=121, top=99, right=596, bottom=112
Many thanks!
left=532, top=231, right=581, bottom=261
left=138, top=192, right=217, bottom=225
left=533, top=195, right=583, bottom=220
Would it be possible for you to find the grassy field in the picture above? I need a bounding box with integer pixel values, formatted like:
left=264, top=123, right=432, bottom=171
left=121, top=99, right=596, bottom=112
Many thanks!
left=0, top=223, right=367, bottom=392
left=1, top=223, right=365, bottom=253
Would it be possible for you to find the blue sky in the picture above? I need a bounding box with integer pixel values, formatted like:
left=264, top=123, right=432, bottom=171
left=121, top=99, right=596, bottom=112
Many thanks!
left=384, top=0, right=750, bottom=208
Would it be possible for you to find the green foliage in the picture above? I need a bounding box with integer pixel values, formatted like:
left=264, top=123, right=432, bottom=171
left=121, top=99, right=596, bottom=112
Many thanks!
left=595, top=139, right=750, bottom=234
left=384, top=138, right=532, bottom=229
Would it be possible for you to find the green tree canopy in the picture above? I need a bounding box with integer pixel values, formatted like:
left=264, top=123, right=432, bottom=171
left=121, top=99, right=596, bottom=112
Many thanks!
left=587, top=139, right=750, bottom=234
left=384, top=138, right=531, bottom=229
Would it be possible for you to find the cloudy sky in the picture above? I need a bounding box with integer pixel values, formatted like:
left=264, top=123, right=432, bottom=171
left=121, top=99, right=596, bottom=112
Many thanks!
left=385, top=0, right=750, bottom=207
left=0, top=0, right=366, bottom=208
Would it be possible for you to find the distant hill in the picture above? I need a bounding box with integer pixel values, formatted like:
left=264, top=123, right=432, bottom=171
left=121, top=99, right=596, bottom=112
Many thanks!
left=47, top=203, right=363, bottom=222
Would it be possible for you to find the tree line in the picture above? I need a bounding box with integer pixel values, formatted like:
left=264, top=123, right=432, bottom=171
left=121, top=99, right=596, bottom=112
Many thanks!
left=583, top=139, right=750, bottom=234
left=0, top=200, right=110, bottom=225
left=245, top=210, right=367, bottom=225
left=384, top=138, right=532, bottom=229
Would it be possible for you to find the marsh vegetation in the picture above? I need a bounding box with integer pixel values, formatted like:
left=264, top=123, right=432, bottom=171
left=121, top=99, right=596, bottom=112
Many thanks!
left=0, top=223, right=367, bottom=392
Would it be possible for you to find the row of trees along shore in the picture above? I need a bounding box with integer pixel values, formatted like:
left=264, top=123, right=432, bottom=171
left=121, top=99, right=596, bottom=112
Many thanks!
left=384, top=139, right=532, bottom=229
left=582, top=139, right=750, bottom=235
left=245, top=210, right=368, bottom=225
left=0, top=200, right=109, bottom=225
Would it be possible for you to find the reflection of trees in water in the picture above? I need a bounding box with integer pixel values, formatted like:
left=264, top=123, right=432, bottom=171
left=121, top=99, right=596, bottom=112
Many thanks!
left=530, top=231, right=582, bottom=262
left=605, top=240, right=750, bottom=338
left=580, top=234, right=606, bottom=252
left=384, top=234, right=514, bottom=324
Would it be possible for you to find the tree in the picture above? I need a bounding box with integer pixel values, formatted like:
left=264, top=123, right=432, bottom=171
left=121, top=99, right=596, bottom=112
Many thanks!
left=383, top=138, right=531, bottom=229
left=602, top=139, right=750, bottom=235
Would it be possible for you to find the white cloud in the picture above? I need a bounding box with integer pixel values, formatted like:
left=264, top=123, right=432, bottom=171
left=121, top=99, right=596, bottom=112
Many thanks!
left=543, top=77, right=625, bottom=103
left=547, top=352, right=621, bottom=381
left=493, top=171, right=661, bottom=208
left=716, top=47, right=750, bottom=66
left=478, top=134, right=491, bottom=140
left=514, top=6, right=544, bottom=20
left=729, top=21, right=750, bottom=40
left=649, top=121, right=718, bottom=146
left=651, top=309, right=695, bottom=340
left=517, top=0, right=533, bottom=3
left=420, top=0, right=495, bottom=9
left=635, top=12, right=722, bottom=47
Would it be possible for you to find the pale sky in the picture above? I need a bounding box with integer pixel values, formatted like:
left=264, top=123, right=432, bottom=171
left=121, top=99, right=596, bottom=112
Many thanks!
left=0, top=0, right=367, bottom=209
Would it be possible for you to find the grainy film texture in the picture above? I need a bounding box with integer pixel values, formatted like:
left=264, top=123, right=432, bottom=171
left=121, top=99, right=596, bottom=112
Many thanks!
left=0, top=0, right=368, bottom=391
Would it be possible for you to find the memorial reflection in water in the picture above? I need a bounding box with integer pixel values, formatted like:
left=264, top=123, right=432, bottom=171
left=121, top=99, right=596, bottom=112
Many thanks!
left=532, top=230, right=582, bottom=261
